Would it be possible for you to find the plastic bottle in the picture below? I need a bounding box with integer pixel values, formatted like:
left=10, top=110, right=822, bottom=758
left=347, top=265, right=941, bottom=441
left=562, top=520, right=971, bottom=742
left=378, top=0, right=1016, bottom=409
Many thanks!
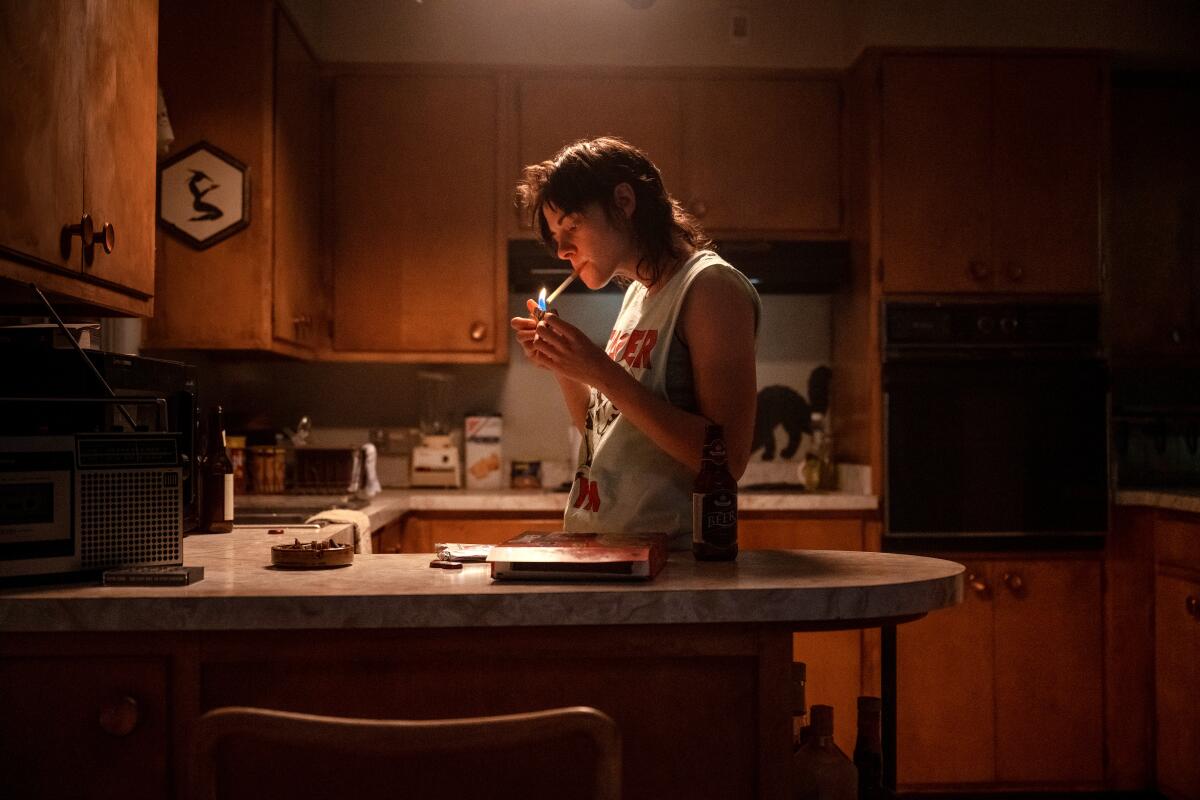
left=692, top=423, right=738, bottom=561
left=793, top=704, right=858, bottom=800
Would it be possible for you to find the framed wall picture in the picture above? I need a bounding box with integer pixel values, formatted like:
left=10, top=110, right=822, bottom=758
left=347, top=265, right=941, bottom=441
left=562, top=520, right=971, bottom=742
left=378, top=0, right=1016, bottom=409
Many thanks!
left=157, top=140, right=250, bottom=250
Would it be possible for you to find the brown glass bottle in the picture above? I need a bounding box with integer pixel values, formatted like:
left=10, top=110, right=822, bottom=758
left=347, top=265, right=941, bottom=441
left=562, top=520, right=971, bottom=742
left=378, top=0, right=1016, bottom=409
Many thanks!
left=793, top=704, right=858, bottom=800
left=692, top=423, right=738, bottom=561
left=853, top=696, right=884, bottom=800
left=198, top=405, right=234, bottom=533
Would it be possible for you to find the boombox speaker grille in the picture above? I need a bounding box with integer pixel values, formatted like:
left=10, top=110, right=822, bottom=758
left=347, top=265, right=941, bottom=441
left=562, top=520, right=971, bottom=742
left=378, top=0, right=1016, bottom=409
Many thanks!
left=79, top=469, right=182, bottom=570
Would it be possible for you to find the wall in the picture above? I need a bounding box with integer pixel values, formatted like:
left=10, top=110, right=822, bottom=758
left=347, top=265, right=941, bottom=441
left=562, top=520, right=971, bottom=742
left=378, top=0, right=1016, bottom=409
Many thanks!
left=283, top=0, right=1199, bottom=68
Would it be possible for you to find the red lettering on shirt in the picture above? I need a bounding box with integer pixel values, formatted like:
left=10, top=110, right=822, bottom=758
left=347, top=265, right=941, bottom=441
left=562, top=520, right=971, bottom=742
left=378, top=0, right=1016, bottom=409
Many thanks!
left=628, top=329, right=658, bottom=369
left=573, top=475, right=601, bottom=512
left=606, top=327, right=659, bottom=369
left=621, top=329, right=645, bottom=366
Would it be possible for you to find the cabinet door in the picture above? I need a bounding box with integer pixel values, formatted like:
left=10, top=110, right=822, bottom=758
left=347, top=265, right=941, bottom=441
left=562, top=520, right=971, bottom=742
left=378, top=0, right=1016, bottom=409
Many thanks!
left=273, top=10, right=323, bottom=349
left=880, top=56, right=993, bottom=293
left=400, top=515, right=561, bottom=553
left=516, top=77, right=683, bottom=231
left=896, top=561, right=995, bottom=786
left=740, top=517, right=863, bottom=755
left=0, top=656, right=169, bottom=799
left=992, top=57, right=1102, bottom=294
left=992, top=558, right=1103, bottom=784
left=0, top=0, right=82, bottom=269
left=333, top=75, right=498, bottom=356
left=1156, top=574, right=1200, bottom=800
left=1110, top=83, right=1200, bottom=356
left=682, top=78, right=842, bottom=233
left=82, top=0, right=157, bottom=295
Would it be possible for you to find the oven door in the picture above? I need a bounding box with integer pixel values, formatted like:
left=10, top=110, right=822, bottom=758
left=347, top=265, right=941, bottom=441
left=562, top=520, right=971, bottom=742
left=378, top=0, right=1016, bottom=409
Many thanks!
left=884, top=357, right=1109, bottom=539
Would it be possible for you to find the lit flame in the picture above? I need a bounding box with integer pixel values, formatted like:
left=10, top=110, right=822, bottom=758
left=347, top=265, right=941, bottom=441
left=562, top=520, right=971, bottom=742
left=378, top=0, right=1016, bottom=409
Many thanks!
left=537, top=287, right=547, bottom=312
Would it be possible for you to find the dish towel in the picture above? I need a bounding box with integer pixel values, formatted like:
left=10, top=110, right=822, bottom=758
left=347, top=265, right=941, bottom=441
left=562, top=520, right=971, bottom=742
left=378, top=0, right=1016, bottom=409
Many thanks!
left=307, top=508, right=374, bottom=554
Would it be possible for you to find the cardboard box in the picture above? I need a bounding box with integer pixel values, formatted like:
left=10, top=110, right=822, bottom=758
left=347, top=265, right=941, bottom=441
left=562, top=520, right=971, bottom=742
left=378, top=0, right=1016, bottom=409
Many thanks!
left=464, top=415, right=503, bottom=489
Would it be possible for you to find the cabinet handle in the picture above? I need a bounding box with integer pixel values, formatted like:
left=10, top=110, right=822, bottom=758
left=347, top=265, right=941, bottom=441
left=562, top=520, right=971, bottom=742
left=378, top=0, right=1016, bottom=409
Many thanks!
left=966, top=572, right=989, bottom=596
left=1005, top=262, right=1025, bottom=282
left=1187, top=595, right=1200, bottom=619
left=967, top=260, right=991, bottom=282
left=1003, top=571, right=1026, bottom=597
left=62, top=215, right=115, bottom=266
left=469, top=321, right=487, bottom=342
left=98, top=695, right=139, bottom=737
left=690, top=199, right=708, bottom=219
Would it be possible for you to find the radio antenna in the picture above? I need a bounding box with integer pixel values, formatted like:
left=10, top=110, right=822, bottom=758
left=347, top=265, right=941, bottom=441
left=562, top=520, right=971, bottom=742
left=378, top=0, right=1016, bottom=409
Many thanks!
left=29, top=283, right=137, bottom=430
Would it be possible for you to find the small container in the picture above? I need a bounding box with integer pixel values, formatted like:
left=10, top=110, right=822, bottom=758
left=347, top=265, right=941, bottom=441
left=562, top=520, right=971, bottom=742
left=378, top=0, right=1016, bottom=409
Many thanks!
left=226, top=435, right=248, bottom=493
left=250, top=445, right=287, bottom=494
left=510, top=460, right=542, bottom=489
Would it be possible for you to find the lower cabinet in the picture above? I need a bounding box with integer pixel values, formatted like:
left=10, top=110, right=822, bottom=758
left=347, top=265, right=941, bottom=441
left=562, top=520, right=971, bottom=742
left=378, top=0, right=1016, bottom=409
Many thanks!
left=0, top=655, right=170, bottom=799
left=1155, top=512, right=1200, bottom=800
left=897, top=555, right=1104, bottom=791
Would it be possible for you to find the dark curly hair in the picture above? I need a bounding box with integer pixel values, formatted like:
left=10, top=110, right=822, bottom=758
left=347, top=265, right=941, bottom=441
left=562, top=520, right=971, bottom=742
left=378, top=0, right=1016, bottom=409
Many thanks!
left=515, top=136, right=710, bottom=288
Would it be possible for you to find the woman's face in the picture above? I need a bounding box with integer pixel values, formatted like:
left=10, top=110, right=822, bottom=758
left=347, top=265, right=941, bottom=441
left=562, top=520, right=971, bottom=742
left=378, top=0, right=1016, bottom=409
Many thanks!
left=543, top=186, right=639, bottom=290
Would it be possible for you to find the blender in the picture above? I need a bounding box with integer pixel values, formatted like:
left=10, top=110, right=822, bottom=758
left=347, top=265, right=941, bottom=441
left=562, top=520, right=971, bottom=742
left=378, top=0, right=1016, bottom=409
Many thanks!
left=410, top=371, right=462, bottom=488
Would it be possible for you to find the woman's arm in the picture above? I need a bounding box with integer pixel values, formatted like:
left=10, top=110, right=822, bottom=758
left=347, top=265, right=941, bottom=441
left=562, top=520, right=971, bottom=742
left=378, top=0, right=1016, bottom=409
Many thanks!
left=530, top=269, right=757, bottom=477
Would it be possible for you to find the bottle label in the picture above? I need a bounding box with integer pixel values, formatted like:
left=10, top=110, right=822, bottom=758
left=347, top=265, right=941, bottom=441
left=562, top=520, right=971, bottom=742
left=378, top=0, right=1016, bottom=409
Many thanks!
left=223, top=473, right=234, bottom=522
left=692, top=490, right=737, bottom=547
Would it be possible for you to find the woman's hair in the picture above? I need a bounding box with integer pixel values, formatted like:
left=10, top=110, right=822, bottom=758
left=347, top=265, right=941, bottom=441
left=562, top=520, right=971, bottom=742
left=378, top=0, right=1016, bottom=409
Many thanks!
left=515, top=136, right=710, bottom=287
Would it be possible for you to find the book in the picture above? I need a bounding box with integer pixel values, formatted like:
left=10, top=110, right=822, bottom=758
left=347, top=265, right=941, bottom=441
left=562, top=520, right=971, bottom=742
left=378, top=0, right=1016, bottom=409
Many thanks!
left=487, top=531, right=669, bottom=581
left=102, top=565, right=205, bottom=586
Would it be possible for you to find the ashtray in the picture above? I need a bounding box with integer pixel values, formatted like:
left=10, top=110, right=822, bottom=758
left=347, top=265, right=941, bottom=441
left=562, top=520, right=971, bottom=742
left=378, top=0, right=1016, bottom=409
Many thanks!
left=271, top=538, right=354, bottom=569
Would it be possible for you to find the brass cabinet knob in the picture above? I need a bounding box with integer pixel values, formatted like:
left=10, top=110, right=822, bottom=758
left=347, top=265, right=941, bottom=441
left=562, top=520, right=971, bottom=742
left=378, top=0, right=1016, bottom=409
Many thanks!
left=1005, top=262, right=1024, bottom=282
left=98, top=695, right=139, bottom=737
left=966, top=572, right=989, bottom=596
left=967, top=260, right=991, bottom=282
left=1003, top=571, right=1026, bottom=596
left=96, top=221, right=115, bottom=255
left=1187, top=595, right=1200, bottom=619
left=469, top=321, right=488, bottom=342
left=63, top=215, right=115, bottom=265
left=690, top=199, right=708, bottom=219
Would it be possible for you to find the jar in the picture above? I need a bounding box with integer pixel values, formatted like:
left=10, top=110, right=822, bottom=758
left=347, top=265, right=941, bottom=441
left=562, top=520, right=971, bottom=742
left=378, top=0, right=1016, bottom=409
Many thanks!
left=250, top=445, right=287, bottom=494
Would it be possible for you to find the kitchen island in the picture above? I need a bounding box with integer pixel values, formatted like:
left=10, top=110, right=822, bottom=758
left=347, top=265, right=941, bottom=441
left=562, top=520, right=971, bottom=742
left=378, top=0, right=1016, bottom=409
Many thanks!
left=0, top=526, right=960, bottom=800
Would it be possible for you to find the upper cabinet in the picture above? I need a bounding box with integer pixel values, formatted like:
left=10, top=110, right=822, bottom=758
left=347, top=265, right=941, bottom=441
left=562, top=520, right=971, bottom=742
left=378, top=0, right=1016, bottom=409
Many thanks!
left=0, top=0, right=157, bottom=316
left=1109, top=78, right=1200, bottom=360
left=328, top=72, right=501, bottom=361
left=878, top=53, right=1105, bottom=294
left=512, top=74, right=843, bottom=238
left=143, top=1, right=324, bottom=357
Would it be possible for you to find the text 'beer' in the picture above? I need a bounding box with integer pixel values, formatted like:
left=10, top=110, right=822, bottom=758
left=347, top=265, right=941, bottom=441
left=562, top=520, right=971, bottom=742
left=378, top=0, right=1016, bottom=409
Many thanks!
left=692, top=423, right=738, bottom=561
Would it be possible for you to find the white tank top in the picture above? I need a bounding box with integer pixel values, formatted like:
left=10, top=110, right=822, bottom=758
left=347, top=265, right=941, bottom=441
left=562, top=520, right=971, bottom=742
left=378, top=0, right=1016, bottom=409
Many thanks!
left=563, top=250, right=762, bottom=548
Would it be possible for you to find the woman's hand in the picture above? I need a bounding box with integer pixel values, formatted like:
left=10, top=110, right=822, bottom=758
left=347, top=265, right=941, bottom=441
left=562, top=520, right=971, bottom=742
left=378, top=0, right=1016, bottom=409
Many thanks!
left=510, top=299, right=549, bottom=368
left=529, top=310, right=621, bottom=391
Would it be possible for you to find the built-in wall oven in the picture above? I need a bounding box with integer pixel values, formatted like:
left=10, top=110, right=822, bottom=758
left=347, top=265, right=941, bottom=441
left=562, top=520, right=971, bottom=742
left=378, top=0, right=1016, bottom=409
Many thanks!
left=883, top=301, right=1109, bottom=544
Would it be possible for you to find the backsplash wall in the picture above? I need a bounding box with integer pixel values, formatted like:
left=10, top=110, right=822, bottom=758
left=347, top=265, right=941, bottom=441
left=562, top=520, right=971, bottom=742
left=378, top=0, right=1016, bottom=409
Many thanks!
left=174, top=293, right=832, bottom=465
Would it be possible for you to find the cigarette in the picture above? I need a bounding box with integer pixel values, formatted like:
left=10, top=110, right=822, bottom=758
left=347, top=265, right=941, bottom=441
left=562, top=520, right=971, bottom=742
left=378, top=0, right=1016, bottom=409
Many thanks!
left=545, top=272, right=578, bottom=306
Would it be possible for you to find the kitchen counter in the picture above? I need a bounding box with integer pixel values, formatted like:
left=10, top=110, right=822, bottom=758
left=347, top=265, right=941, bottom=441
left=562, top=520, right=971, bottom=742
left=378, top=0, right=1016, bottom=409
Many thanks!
left=0, top=525, right=958, bottom=633
left=1115, top=488, right=1200, bottom=516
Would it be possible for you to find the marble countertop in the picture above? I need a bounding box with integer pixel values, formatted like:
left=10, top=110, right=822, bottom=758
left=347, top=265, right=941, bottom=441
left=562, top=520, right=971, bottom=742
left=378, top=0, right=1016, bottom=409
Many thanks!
left=0, top=526, right=960, bottom=633
left=1114, top=488, right=1200, bottom=516
left=240, top=487, right=879, bottom=534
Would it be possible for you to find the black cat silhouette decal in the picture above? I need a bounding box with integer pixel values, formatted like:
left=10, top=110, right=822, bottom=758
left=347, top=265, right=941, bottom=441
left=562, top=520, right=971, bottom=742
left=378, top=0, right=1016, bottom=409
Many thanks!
left=751, top=366, right=832, bottom=461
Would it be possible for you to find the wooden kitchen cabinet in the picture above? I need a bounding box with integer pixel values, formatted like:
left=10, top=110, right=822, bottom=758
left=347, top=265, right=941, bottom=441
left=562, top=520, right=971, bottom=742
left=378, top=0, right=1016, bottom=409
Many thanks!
left=329, top=72, right=503, bottom=361
left=0, top=0, right=157, bottom=317
left=0, top=655, right=170, bottom=799
left=144, top=1, right=325, bottom=357
left=512, top=73, right=842, bottom=237
left=1109, top=78, right=1200, bottom=359
left=897, top=555, right=1104, bottom=791
left=1155, top=512, right=1200, bottom=800
left=878, top=53, right=1104, bottom=294
left=681, top=78, right=842, bottom=234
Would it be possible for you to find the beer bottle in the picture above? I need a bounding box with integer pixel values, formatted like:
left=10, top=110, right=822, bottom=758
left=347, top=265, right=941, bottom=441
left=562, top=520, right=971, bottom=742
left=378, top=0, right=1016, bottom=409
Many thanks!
left=198, top=405, right=234, bottom=533
left=692, top=423, right=738, bottom=561
left=853, top=696, right=884, bottom=800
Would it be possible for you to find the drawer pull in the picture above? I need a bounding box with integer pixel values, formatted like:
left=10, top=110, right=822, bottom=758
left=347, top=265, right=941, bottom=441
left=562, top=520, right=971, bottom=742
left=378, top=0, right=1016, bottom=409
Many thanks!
left=966, top=572, right=989, bottom=596
left=967, top=260, right=991, bottom=282
left=1003, top=572, right=1026, bottom=596
left=98, top=695, right=139, bottom=737
left=1187, top=595, right=1200, bottom=619
left=469, top=321, right=488, bottom=342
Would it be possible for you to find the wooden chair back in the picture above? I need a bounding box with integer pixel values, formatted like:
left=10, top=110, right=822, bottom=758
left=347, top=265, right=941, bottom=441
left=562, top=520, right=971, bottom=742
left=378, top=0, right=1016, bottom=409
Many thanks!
left=191, top=704, right=621, bottom=800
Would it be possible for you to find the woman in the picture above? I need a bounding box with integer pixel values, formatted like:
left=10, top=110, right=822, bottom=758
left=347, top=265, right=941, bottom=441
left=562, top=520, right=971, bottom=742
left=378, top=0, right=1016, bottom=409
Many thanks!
left=512, top=136, right=760, bottom=547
